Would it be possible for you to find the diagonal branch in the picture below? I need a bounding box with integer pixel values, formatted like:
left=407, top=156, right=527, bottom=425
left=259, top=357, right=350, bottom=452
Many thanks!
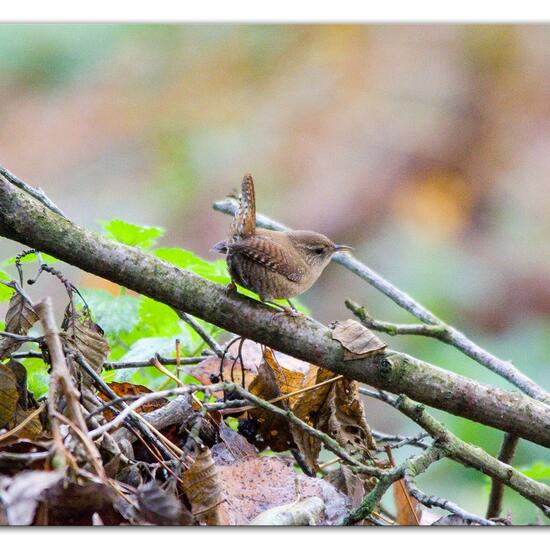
left=486, top=434, right=520, bottom=519
left=0, top=164, right=66, bottom=218
left=359, top=387, right=550, bottom=515
left=2, top=174, right=550, bottom=449
left=214, top=198, right=549, bottom=404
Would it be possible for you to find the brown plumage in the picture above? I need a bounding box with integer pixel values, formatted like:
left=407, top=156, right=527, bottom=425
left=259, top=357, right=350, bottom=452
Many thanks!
left=213, top=173, right=352, bottom=302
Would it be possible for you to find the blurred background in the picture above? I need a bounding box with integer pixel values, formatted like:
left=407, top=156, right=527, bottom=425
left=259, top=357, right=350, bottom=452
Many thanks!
left=1, top=24, right=549, bottom=522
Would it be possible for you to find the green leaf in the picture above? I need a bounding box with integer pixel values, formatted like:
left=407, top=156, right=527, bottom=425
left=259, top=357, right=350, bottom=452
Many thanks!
left=111, top=365, right=166, bottom=387
left=154, top=247, right=231, bottom=284
left=134, top=297, right=183, bottom=338
left=226, top=417, right=239, bottom=432
left=518, top=462, right=550, bottom=481
left=23, top=358, right=49, bottom=399
left=78, top=288, right=140, bottom=338
left=101, top=219, right=165, bottom=250
left=118, top=337, right=182, bottom=364
left=0, top=269, right=14, bottom=303
left=3, top=252, right=58, bottom=266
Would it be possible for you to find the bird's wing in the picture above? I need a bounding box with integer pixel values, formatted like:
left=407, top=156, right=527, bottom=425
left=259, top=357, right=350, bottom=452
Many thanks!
left=228, top=173, right=256, bottom=242
left=228, top=236, right=305, bottom=283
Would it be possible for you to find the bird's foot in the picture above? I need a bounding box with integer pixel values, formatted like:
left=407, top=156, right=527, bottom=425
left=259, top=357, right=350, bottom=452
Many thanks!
left=261, top=298, right=304, bottom=318
left=274, top=304, right=304, bottom=319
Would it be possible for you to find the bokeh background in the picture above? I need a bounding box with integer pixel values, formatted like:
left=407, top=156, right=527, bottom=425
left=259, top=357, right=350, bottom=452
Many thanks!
left=1, top=24, right=550, bottom=523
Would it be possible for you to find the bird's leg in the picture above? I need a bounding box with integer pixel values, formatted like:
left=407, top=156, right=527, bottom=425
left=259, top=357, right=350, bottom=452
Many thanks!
left=225, top=280, right=238, bottom=294
left=286, top=299, right=298, bottom=312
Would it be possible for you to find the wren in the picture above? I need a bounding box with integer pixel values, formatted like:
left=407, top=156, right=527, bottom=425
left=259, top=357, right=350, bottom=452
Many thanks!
left=213, top=173, right=352, bottom=310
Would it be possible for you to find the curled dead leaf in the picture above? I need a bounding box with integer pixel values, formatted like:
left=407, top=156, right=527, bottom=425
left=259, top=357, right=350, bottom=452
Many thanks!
left=0, top=363, right=18, bottom=430
left=62, top=305, right=110, bottom=377
left=0, top=292, right=39, bottom=359
left=0, top=361, right=42, bottom=439
left=248, top=357, right=292, bottom=452
left=181, top=447, right=228, bottom=525
left=331, top=319, right=386, bottom=360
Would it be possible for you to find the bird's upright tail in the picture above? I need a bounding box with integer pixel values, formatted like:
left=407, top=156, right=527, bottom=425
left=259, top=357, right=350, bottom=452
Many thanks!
left=228, top=173, right=256, bottom=242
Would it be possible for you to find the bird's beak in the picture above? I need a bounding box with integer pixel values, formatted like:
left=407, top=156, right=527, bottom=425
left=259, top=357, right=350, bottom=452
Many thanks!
left=333, top=244, right=353, bottom=252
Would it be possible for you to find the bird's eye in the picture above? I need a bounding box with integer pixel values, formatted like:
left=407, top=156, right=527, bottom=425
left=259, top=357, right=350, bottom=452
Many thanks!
left=313, top=246, right=325, bottom=254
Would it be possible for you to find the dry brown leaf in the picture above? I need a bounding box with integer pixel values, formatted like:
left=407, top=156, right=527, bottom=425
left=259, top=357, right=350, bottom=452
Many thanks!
left=331, top=319, right=386, bottom=360
left=136, top=480, right=192, bottom=525
left=289, top=367, right=335, bottom=470
left=0, top=292, right=39, bottom=359
left=0, top=363, right=19, bottom=429
left=393, top=479, right=421, bottom=525
left=8, top=405, right=43, bottom=440
left=35, top=479, right=124, bottom=526
left=263, top=348, right=310, bottom=407
left=325, top=465, right=365, bottom=509
left=0, top=470, right=64, bottom=525
left=62, top=305, right=110, bottom=376
left=216, top=422, right=257, bottom=462
left=181, top=447, right=228, bottom=525
left=187, top=340, right=312, bottom=396
left=7, top=360, right=35, bottom=410
left=215, top=454, right=348, bottom=525
left=248, top=359, right=291, bottom=452
left=98, top=382, right=168, bottom=421
left=0, top=360, right=42, bottom=439
left=317, top=378, right=377, bottom=455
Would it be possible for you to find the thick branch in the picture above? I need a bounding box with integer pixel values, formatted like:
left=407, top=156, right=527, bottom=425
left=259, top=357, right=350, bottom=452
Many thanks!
left=214, top=198, right=549, bottom=403
left=2, top=176, right=550, bottom=449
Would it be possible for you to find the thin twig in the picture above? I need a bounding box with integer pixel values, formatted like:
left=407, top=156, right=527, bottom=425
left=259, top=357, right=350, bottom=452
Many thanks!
left=35, top=299, right=89, bottom=434
left=72, top=352, right=177, bottom=462
left=403, top=473, right=496, bottom=526
left=219, top=374, right=343, bottom=415
left=0, top=331, right=42, bottom=343
left=342, top=445, right=446, bottom=525
left=11, top=351, right=207, bottom=369
left=372, top=429, right=431, bottom=450
left=0, top=163, right=66, bottom=218
left=176, top=310, right=225, bottom=358
left=87, top=382, right=378, bottom=472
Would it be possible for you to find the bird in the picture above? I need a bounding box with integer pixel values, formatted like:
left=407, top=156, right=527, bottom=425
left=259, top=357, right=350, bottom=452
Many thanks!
left=212, top=173, right=352, bottom=313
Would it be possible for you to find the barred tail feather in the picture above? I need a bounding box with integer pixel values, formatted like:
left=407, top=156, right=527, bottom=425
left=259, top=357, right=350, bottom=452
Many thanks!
left=229, top=173, right=256, bottom=241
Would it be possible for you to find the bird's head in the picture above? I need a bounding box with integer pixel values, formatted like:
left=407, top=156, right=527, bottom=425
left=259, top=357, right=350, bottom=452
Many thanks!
left=288, top=230, right=353, bottom=271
